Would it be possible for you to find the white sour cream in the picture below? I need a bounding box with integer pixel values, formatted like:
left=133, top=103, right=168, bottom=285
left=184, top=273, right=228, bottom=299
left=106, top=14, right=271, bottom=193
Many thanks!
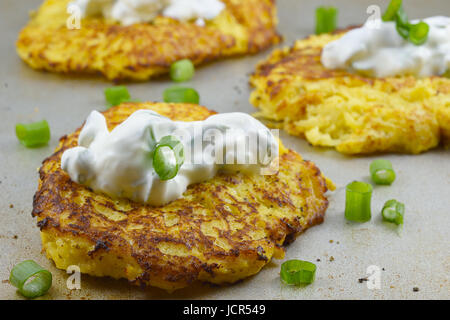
left=70, top=0, right=225, bottom=26
left=61, top=110, right=279, bottom=206
left=163, top=0, right=225, bottom=22
left=321, top=16, right=450, bottom=78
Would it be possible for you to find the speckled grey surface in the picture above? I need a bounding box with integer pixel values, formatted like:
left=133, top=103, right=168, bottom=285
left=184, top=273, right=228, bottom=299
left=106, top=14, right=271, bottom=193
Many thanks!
left=0, top=0, right=449, bottom=300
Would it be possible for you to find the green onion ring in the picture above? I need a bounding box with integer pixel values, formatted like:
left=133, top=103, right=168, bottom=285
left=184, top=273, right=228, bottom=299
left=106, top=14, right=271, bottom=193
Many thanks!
left=382, top=199, right=405, bottom=225
left=153, top=135, right=185, bottom=181
left=104, top=86, right=131, bottom=107
left=9, top=260, right=52, bottom=299
left=15, top=120, right=51, bottom=148
left=315, top=6, right=338, bottom=35
left=383, top=1, right=430, bottom=45
left=345, top=181, right=373, bottom=222
left=382, top=0, right=402, bottom=22
left=395, top=23, right=410, bottom=40
left=395, top=7, right=411, bottom=39
left=163, top=86, right=200, bottom=104
left=370, top=159, right=396, bottom=185
left=409, top=21, right=430, bottom=45
left=280, top=260, right=316, bottom=285
left=170, top=59, right=195, bottom=82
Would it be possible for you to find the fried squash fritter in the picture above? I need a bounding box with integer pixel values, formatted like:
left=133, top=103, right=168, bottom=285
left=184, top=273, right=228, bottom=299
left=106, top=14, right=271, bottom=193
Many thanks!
left=17, top=0, right=280, bottom=81
left=250, top=30, right=450, bottom=154
left=32, top=102, right=333, bottom=292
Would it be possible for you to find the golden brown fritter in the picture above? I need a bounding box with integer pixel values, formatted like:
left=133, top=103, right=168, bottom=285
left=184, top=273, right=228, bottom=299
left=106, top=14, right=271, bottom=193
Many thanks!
left=250, top=30, right=450, bottom=154
left=17, top=0, right=281, bottom=81
left=32, top=102, right=333, bottom=292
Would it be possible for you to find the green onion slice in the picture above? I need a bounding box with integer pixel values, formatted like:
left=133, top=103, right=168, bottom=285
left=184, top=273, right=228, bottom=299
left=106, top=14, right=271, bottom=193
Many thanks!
left=382, top=0, right=402, bottom=21
left=345, top=181, right=373, bottom=222
left=409, top=21, right=430, bottom=45
left=15, top=120, right=50, bottom=148
left=280, top=260, right=316, bottom=285
left=9, top=260, right=52, bottom=299
left=163, top=86, right=200, bottom=104
left=315, top=6, right=338, bottom=35
left=370, top=159, right=396, bottom=185
left=382, top=199, right=405, bottom=225
left=104, top=86, right=131, bottom=107
left=170, top=59, right=195, bottom=82
left=383, top=1, right=430, bottom=44
left=395, top=6, right=409, bottom=27
left=153, top=135, right=185, bottom=181
left=395, top=7, right=410, bottom=39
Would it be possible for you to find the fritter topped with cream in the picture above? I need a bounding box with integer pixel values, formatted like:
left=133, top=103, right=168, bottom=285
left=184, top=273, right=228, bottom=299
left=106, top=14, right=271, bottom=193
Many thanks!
left=17, top=0, right=280, bottom=81
left=250, top=30, right=450, bottom=154
left=33, top=102, right=333, bottom=291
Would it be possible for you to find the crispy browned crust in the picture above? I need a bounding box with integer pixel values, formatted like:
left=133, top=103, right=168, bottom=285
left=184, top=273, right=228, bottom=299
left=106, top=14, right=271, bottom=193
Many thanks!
left=250, top=28, right=450, bottom=154
left=17, top=0, right=281, bottom=81
left=32, top=102, right=332, bottom=291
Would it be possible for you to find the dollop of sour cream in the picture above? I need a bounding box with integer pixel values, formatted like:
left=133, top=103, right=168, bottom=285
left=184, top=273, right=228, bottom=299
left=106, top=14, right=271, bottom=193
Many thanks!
left=70, top=0, right=225, bottom=26
left=61, top=110, right=279, bottom=206
left=321, top=16, right=450, bottom=78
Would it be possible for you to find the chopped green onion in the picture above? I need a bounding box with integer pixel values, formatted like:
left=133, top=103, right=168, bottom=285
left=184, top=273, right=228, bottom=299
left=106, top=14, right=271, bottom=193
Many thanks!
left=395, top=7, right=410, bottom=40
left=15, top=120, right=50, bottom=148
left=395, top=6, right=409, bottom=27
left=9, top=260, right=52, bottom=299
left=345, top=181, right=372, bottom=222
left=395, top=23, right=410, bottom=40
left=370, top=159, right=396, bottom=185
left=315, top=7, right=338, bottom=35
left=153, top=135, right=185, bottom=181
left=409, top=22, right=430, bottom=45
left=163, top=86, right=200, bottom=104
left=382, top=0, right=402, bottom=21
left=280, top=260, right=316, bottom=285
left=170, top=59, right=195, bottom=82
left=382, top=0, right=429, bottom=45
left=104, top=86, right=131, bottom=107
left=382, top=199, right=405, bottom=225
